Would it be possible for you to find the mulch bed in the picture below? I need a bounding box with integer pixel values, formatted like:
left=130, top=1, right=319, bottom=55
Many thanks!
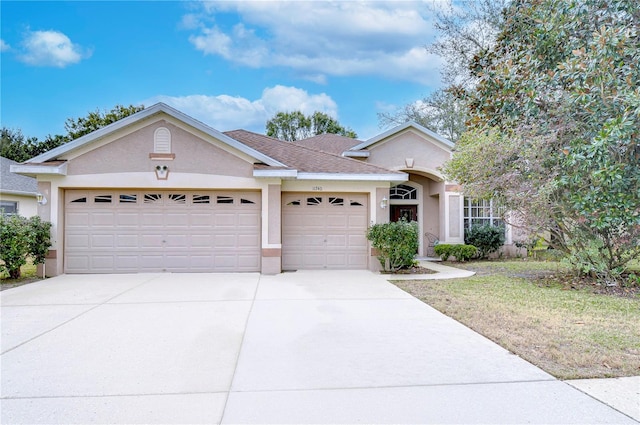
left=381, top=266, right=437, bottom=275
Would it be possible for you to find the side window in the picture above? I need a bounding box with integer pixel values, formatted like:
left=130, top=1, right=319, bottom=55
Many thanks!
left=0, top=201, right=18, bottom=215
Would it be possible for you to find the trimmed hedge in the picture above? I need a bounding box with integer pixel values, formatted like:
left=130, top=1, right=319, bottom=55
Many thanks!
left=434, top=244, right=477, bottom=262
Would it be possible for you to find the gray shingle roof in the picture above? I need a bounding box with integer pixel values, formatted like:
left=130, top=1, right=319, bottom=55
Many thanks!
left=1, top=156, right=37, bottom=195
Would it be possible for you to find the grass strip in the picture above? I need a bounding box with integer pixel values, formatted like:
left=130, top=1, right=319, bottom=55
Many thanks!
left=393, top=261, right=640, bottom=379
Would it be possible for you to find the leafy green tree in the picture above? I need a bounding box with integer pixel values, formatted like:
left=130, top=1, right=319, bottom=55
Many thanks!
left=64, top=104, right=144, bottom=140
left=378, top=0, right=508, bottom=141
left=1, top=128, right=41, bottom=162
left=1, top=104, right=144, bottom=162
left=266, top=111, right=357, bottom=141
left=377, top=88, right=467, bottom=142
left=445, top=0, right=640, bottom=283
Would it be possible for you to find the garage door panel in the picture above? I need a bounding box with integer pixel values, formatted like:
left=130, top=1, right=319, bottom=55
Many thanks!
left=116, top=234, right=139, bottom=248
left=325, top=214, right=348, bottom=227
left=91, top=234, right=115, bottom=248
left=66, top=234, right=89, bottom=249
left=92, top=212, right=116, bottom=227
left=65, top=190, right=260, bottom=273
left=66, top=212, right=89, bottom=226
left=326, top=235, right=347, bottom=247
left=237, top=234, right=260, bottom=248
left=283, top=193, right=368, bottom=270
left=348, top=234, right=368, bottom=248
left=141, top=213, right=164, bottom=227
left=91, top=255, right=115, bottom=271
left=117, top=213, right=139, bottom=226
left=140, top=234, right=164, bottom=247
left=115, top=255, right=139, bottom=270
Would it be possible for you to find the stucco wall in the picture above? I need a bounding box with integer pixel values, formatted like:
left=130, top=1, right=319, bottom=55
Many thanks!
left=366, top=130, right=451, bottom=176
left=66, top=120, right=254, bottom=178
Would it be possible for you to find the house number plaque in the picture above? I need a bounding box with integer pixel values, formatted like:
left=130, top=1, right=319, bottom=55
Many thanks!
left=312, top=186, right=323, bottom=191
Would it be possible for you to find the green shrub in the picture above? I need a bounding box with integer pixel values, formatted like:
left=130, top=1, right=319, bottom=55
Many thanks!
left=455, top=244, right=478, bottom=261
left=464, top=225, right=505, bottom=259
left=434, top=244, right=477, bottom=262
left=367, top=219, right=419, bottom=272
left=0, top=215, right=52, bottom=279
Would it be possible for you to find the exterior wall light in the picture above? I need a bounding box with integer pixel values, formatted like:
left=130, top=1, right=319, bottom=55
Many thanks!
left=36, top=193, right=48, bottom=205
left=380, top=197, right=388, bottom=209
left=155, top=165, right=169, bottom=180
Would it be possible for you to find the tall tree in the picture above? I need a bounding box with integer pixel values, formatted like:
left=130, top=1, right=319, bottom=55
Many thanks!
left=266, top=111, right=356, bottom=141
left=1, top=104, right=144, bottom=162
left=378, top=0, right=508, bottom=140
left=64, top=104, right=144, bottom=140
left=377, top=88, right=467, bottom=142
left=445, top=0, right=640, bottom=283
left=0, top=128, right=41, bottom=162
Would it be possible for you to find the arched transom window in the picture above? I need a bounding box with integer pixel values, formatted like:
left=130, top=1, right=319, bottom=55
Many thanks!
left=390, top=184, right=417, bottom=200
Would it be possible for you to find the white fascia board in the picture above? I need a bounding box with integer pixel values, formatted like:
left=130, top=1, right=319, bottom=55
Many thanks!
left=11, top=163, right=67, bottom=176
left=296, top=172, right=408, bottom=182
left=253, top=169, right=298, bottom=178
left=1, top=190, right=37, bottom=197
left=351, top=121, right=454, bottom=151
left=342, top=151, right=370, bottom=158
left=27, top=103, right=285, bottom=167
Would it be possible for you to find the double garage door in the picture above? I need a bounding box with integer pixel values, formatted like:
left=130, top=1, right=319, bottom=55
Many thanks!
left=64, top=190, right=261, bottom=273
left=282, top=193, right=369, bottom=270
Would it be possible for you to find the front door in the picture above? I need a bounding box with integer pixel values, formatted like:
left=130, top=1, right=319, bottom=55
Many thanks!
left=391, top=204, right=417, bottom=222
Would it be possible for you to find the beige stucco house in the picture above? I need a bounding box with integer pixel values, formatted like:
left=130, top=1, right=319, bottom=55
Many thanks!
left=11, top=103, right=512, bottom=276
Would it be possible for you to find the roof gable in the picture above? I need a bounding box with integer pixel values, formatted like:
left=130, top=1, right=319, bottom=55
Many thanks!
left=347, top=121, right=454, bottom=154
left=27, top=103, right=284, bottom=167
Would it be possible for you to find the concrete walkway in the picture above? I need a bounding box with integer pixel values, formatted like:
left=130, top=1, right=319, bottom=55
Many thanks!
left=389, top=259, right=476, bottom=280
left=1, top=271, right=636, bottom=424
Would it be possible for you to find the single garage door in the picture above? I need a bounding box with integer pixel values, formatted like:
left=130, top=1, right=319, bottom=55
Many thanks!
left=282, top=193, right=368, bottom=270
left=65, top=190, right=261, bottom=273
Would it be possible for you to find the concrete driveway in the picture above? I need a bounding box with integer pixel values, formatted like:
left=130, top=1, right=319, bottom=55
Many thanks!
left=1, top=271, right=635, bottom=424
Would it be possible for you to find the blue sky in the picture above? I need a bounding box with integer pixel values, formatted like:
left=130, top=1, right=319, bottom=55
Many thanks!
left=1, top=1, right=446, bottom=141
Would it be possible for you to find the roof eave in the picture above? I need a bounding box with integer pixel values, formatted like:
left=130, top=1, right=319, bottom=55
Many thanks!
left=295, top=172, right=408, bottom=182
left=342, top=151, right=370, bottom=158
left=253, top=169, right=298, bottom=178
left=0, top=189, right=37, bottom=197
left=351, top=121, right=454, bottom=152
left=10, top=163, right=68, bottom=176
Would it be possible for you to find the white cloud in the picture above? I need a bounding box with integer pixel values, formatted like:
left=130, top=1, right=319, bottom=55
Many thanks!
left=0, top=39, right=10, bottom=52
left=144, top=85, right=338, bottom=133
left=19, top=30, right=90, bottom=67
left=186, top=1, right=442, bottom=85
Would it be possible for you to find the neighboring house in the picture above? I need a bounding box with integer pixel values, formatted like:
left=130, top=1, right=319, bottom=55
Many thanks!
left=1, top=156, right=38, bottom=217
left=11, top=103, right=518, bottom=276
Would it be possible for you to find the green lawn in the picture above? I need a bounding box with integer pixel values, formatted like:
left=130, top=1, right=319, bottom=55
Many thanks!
left=393, top=260, right=640, bottom=379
